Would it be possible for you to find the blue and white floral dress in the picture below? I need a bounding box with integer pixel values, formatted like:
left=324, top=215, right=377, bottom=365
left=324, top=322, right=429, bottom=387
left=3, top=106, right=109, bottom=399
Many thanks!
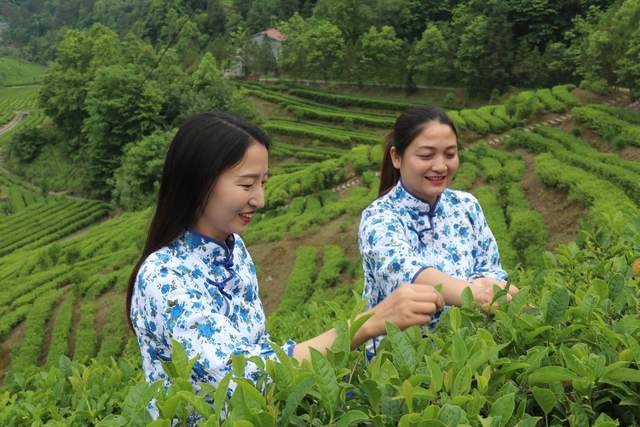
left=130, top=230, right=295, bottom=416
left=359, top=180, right=508, bottom=353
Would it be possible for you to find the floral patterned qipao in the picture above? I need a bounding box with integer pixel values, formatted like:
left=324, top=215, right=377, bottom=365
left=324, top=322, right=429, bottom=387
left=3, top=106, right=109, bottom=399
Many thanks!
left=359, top=180, right=508, bottom=353
left=130, top=230, right=295, bottom=415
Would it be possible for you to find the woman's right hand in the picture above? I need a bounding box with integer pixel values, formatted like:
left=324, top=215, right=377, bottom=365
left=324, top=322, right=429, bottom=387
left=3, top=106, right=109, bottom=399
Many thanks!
left=364, top=284, right=444, bottom=338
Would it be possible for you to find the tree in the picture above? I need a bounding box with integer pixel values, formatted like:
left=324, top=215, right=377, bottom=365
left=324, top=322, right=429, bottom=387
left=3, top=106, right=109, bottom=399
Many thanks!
left=313, top=0, right=373, bottom=44
left=201, top=0, right=227, bottom=37
left=246, top=0, right=279, bottom=32
left=303, top=19, right=345, bottom=80
left=454, top=2, right=514, bottom=96
left=83, top=64, right=164, bottom=195
left=279, top=13, right=309, bottom=77
left=411, top=23, right=450, bottom=85
left=616, top=26, right=640, bottom=98
left=113, top=129, right=175, bottom=210
left=39, top=25, right=122, bottom=140
left=187, top=52, right=256, bottom=120
left=358, top=26, right=403, bottom=84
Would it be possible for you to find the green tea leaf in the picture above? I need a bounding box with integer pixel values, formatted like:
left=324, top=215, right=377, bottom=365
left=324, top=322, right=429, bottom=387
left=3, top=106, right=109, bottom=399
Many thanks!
left=532, top=387, right=556, bottom=415
left=310, top=348, right=339, bottom=417
left=336, top=410, right=370, bottom=427
left=451, top=333, right=468, bottom=368
left=528, top=366, right=575, bottom=385
left=385, top=322, right=417, bottom=377
left=451, top=365, right=472, bottom=396
left=281, top=374, right=314, bottom=425
left=350, top=312, right=374, bottom=340
left=603, top=367, right=640, bottom=383
left=402, top=380, right=414, bottom=412
left=461, top=286, right=475, bottom=309
left=543, top=287, right=570, bottom=325
left=213, top=373, right=232, bottom=425
left=489, top=392, right=514, bottom=427
left=176, top=391, right=213, bottom=417
left=231, top=353, right=247, bottom=378
left=426, top=356, right=443, bottom=393
left=449, top=307, right=461, bottom=332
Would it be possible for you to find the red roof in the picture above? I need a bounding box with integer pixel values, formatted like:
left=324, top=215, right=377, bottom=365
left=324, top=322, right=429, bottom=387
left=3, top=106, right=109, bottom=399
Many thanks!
left=259, top=28, right=287, bottom=42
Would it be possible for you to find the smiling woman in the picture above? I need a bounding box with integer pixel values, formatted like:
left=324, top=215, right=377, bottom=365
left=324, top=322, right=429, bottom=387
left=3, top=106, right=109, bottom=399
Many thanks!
left=125, top=111, right=446, bottom=420
left=359, top=106, right=519, bottom=356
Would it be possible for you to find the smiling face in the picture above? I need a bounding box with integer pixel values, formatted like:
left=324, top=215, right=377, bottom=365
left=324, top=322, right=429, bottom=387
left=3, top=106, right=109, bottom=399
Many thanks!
left=194, top=142, right=269, bottom=242
left=390, top=120, right=459, bottom=206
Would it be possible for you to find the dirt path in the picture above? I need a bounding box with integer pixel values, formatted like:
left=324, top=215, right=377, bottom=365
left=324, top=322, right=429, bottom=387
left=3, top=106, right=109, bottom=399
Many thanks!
left=0, top=111, right=29, bottom=136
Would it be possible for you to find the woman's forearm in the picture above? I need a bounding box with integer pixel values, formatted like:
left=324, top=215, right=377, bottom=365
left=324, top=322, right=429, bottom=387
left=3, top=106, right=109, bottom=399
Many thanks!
left=414, top=268, right=469, bottom=306
left=291, top=309, right=375, bottom=362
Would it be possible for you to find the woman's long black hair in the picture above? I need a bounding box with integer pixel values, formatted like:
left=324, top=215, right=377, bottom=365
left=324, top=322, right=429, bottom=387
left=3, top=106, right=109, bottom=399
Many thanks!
left=126, top=111, right=271, bottom=328
left=379, top=107, right=458, bottom=196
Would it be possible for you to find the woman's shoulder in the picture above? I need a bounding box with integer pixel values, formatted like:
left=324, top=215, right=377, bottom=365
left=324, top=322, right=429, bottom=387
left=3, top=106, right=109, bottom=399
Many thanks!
left=443, top=188, right=480, bottom=207
left=360, top=193, right=399, bottom=225
left=137, top=239, right=189, bottom=283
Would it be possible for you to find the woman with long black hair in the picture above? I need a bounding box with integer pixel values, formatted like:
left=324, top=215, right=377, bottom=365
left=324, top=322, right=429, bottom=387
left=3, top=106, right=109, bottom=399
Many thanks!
left=358, top=106, right=518, bottom=355
left=127, top=111, right=444, bottom=416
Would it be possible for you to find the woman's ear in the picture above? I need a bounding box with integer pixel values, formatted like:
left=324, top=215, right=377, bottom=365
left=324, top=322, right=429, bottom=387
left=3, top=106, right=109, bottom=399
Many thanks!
left=390, top=146, right=402, bottom=170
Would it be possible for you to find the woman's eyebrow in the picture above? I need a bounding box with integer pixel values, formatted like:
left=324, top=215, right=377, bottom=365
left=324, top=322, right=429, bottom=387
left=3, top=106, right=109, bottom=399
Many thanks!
left=237, top=171, right=270, bottom=179
left=416, top=144, right=458, bottom=150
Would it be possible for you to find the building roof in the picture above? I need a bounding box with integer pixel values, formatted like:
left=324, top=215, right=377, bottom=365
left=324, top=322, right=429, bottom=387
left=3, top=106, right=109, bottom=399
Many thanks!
left=255, top=28, right=287, bottom=42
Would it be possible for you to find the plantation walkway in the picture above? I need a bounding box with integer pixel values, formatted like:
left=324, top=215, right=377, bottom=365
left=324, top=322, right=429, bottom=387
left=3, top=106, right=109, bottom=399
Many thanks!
left=485, top=90, right=633, bottom=146
left=0, top=111, right=29, bottom=136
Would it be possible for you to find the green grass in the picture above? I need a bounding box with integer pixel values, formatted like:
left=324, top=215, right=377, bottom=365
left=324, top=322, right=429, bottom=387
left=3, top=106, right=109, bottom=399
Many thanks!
left=0, top=57, right=45, bottom=86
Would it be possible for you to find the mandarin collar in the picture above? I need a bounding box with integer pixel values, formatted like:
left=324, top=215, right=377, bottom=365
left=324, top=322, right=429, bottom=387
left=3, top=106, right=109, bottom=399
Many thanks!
left=389, top=180, right=445, bottom=235
left=182, top=229, right=235, bottom=269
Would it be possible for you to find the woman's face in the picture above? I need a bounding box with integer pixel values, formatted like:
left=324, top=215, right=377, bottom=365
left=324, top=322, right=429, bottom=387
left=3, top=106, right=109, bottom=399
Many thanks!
left=391, top=121, right=459, bottom=206
left=194, top=142, right=269, bottom=242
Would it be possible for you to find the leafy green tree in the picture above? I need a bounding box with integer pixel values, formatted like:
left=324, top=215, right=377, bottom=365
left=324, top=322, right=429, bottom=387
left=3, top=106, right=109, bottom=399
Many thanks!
left=39, top=25, right=122, bottom=140
left=7, top=123, right=53, bottom=162
left=246, top=0, right=279, bottom=32
left=187, top=52, right=256, bottom=120
left=113, top=129, right=175, bottom=210
left=279, top=13, right=309, bottom=77
left=201, top=0, right=227, bottom=37
left=511, top=43, right=545, bottom=87
left=506, top=0, right=558, bottom=49
left=358, top=26, right=404, bottom=84
left=303, top=19, right=346, bottom=80
left=83, top=64, right=164, bottom=195
left=244, top=40, right=279, bottom=76
left=313, top=0, right=373, bottom=44
left=142, top=0, right=185, bottom=45
left=411, top=23, right=450, bottom=85
left=616, top=26, right=640, bottom=98
left=455, top=5, right=513, bottom=95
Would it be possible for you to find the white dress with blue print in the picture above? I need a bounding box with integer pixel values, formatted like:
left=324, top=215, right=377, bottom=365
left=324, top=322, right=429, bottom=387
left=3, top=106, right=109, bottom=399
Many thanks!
left=130, top=230, right=295, bottom=417
left=359, top=180, right=508, bottom=353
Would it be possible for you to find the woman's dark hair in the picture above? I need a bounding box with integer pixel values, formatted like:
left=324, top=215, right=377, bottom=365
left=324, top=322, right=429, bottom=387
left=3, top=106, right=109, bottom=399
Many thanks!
left=126, top=111, right=271, bottom=328
left=379, top=106, right=458, bottom=196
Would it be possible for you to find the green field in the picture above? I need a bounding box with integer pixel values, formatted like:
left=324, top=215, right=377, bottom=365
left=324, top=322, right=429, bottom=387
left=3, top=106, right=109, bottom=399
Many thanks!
left=1, top=78, right=640, bottom=425
left=0, top=56, right=44, bottom=86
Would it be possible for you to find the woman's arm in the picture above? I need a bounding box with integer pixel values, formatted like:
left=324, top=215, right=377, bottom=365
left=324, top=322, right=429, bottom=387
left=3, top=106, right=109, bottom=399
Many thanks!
left=413, top=268, right=518, bottom=309
left=292, top=283, right=443, bottom=362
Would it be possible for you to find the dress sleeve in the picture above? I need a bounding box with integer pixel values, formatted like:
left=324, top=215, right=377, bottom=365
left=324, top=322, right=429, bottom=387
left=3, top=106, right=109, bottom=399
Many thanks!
left=359, top=210, right=433, bottom=306
left=468, top=199, right=509, bottom=282
left=134, top=262, right=296, bottom=387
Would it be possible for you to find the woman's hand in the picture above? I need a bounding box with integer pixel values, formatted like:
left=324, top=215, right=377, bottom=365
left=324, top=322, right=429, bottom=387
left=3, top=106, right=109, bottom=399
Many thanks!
left=363, top=283, right=444, bottom=338
left=469, top=277, right=519, bottom=311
